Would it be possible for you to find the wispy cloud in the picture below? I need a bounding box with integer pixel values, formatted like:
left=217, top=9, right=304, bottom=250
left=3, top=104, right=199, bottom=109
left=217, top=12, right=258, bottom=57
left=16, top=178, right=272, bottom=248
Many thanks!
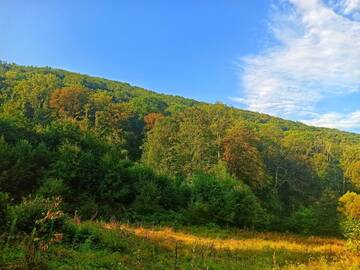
left=305, top=111, right=360, bottom=129
left=331, top=0, right=360, bottom=20
left=236, top=0, right=360, bottom=131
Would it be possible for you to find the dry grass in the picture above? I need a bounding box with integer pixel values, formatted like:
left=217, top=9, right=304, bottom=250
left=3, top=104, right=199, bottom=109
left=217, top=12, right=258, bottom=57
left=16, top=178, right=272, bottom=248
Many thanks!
left=103, top=222, right=344, bottom=255
left=283, top=255, right=360, bottom=270
left=100, top=222, right=360, bottom=269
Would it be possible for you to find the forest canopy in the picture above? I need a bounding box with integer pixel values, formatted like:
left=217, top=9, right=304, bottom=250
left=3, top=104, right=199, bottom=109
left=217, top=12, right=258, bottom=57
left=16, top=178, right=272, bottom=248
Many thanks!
left=1, top=61, right=360, bottom=235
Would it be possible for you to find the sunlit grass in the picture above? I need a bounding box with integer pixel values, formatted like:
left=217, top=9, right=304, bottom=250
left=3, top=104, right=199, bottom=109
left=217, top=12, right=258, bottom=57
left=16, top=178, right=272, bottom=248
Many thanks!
left=101, top=222, right=357, bottom=269
left=104, top=222, right=344, bottom=254
left=2, top=221, right=358, bottom=269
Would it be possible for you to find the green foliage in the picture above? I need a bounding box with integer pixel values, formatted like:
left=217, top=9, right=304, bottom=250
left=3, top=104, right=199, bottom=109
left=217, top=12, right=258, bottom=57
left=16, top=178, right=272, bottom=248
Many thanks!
left=338, top=192, right=360, bottom=252
left=129, top=95, right=168, bottom=116
left=62, top=221, right=128, bottom=252
left=0, top=139, right=50, bottom=201
left=37, top=178, right=69, bottom=198
left=130, top=164, right=184, bottom=213
left=187, top=173, right=268, bottom=229
left=0, top=192, right=9, bottom=231
left=1, top=61, right=360, bottom=239
left=9, top=196, right=64, bottom=235
left=313, top=191, right=341, bottom=236
left=287, top=207, right=318, bottom=235
left=287, top=191, right=341, bottom=236
left=341, top=146, right=360, bottom=189
left=341, top=218, right=360, bottom=252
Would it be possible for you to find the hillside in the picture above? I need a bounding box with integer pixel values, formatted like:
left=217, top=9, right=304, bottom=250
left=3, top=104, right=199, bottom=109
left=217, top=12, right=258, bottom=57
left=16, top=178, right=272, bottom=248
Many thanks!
left=2, top=61, right=359, bottom=136
left=1, top=62, right=360, bottom=269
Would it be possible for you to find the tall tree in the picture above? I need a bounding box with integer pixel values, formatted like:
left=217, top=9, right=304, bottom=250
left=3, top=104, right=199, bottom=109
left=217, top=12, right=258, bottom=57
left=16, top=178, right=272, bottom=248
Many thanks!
left=49, top=87, right=88, bottom=120
left=221, top=124, right=269, bottom=190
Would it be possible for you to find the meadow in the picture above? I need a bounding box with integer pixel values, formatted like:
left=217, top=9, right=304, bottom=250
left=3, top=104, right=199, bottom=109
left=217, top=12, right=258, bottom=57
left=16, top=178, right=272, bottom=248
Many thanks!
left=1, top=221, right=358, bottom=270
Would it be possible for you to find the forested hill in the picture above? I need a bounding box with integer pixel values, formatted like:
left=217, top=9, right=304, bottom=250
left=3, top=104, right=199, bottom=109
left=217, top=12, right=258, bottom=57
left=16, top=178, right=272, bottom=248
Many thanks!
left=1, top=61, right=360, bottom=235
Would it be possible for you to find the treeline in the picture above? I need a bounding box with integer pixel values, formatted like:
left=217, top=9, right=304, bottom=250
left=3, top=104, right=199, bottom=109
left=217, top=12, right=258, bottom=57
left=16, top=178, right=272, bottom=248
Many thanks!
left=0, top=118, right=266, bottom=229
left=1, top=62, right=360, bottom=236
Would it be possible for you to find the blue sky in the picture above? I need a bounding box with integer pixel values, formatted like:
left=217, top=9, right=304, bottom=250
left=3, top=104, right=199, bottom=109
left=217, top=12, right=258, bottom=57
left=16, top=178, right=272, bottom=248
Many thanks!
left=0, top=1, right=270, bottom=103
left=1, top=0, right=360, bottom=132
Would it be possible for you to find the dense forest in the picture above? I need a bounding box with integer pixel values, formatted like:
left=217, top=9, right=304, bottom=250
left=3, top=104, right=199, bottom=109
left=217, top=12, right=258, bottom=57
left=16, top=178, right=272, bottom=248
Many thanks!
left=1, top=60, right=360, bottom=245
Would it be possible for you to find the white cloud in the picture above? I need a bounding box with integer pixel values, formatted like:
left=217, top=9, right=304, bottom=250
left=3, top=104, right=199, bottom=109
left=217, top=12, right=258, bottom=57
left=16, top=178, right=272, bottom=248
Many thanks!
left=342, top=0, right=360, bottom=14
left=305, top=111, right=360, bottom=129
left=331, top=0, right=360, bottom=20
left=237, top=0, right=360, bottom=131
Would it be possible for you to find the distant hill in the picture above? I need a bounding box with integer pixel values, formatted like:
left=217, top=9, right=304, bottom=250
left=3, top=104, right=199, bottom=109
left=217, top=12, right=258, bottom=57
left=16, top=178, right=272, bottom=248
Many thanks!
left=1, top=61, right=358, bottom=137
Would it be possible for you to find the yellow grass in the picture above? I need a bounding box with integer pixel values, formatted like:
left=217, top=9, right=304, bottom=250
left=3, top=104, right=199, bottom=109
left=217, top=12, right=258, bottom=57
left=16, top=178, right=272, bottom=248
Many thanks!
left=103, top=222, right=344, bottom=254
left=102, top=222, right=360, bottom=269
left=283, top=255, right=360, bottom=270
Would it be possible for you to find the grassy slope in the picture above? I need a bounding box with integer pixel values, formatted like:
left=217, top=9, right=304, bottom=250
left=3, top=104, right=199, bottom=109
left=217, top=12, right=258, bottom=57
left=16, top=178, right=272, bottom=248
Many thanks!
left=2, top=222, right=358, bottom=270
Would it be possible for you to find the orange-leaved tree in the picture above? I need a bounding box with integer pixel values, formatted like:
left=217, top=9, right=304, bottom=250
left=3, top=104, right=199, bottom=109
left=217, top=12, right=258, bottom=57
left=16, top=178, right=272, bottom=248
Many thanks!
left=221, top=124, right=269, bottom=190
left=49, top=87, right=88, bottom=120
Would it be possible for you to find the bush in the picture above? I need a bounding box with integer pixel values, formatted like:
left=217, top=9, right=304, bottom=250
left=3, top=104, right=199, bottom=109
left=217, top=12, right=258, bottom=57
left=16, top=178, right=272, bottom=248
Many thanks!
left=339, top=192, right=360, bottom=252
left=132, top=169, right=182, bottom=213
left=186, top=173, right=268, bottom=229
left=287, top=207, right=317, bottom=235
left=341, top=218, right=360, bottom=252
left=62, top=221, right=128, bottom=252
left=9, top=196, right=65, bottom=237
left=37, top=178, right=69, bottom=198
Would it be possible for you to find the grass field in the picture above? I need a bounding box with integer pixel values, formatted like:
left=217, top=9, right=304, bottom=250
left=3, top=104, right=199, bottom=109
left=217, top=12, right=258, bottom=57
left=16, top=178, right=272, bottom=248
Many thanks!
left=1, top=221, right=359, bottom=270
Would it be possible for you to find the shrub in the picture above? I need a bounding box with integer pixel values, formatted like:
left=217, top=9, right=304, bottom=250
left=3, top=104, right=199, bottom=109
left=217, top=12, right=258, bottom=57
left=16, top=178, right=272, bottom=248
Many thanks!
left=186, top=173, right=268, bottom=229
left=130, top=164, right=186, bottom=214
left=62, top=221, right=128, bottom=252
left=9, top=196, right=64, bottom=237
left=287, top=207, right=317, bottom=235
left=339, top=192, right=360, bottom=252
left=341, top=218, right=360, bottom=252
left=37, top=178, right=69, bottom=198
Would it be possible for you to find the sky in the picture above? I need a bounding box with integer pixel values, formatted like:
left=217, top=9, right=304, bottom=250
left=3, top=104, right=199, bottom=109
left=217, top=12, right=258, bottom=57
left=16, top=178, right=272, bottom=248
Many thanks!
left=1, top=0, right=360, bottom=133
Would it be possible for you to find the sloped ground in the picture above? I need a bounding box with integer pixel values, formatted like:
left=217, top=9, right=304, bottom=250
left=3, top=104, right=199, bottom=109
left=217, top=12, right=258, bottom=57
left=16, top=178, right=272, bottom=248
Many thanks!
left=1, top=221, right=358, bottom=269
left=102, top=222, right=358, bottom=270
left=106, top=223, right=344, bottom=254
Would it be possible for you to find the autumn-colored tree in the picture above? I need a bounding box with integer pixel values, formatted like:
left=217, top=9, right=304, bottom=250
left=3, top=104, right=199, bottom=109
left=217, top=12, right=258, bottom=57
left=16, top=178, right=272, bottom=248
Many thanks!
left=339, top=192, right=360, bottom=219
left=49, top=87, right=88, bottom=119
left=95, top=103, right=132, bottom=140
left=221, top=124, right=269, bottom=190
left=104, top=103, right=132, bottom=129
left=144, top=112, right=164, bottom=130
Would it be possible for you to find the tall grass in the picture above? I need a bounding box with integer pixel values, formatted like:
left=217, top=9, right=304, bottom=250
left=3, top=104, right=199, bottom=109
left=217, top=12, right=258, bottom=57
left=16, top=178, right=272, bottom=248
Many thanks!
left=1, top=221, right=359, bottom=269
